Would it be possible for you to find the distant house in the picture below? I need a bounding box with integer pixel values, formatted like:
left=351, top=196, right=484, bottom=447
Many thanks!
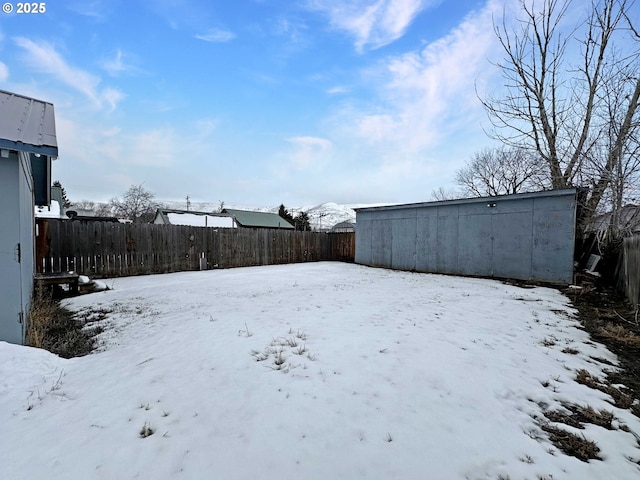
left=331, top=221, right=356, bottom=233
left=153, top=208, right=235, bottom=228
left=34, top=184, right=65, bottom=219
left=35, top=200, right=64, bottom=219
left=588, top=205, right=640, bottom=237
left=222, top=208, right=295, bottom=229
left=65, top=211, right=120, bottom=222
left=0, top=90, right=58, bottom=344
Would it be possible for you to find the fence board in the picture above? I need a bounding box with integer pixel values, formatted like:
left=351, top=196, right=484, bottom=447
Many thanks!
left=618, top=235, right=640, bottom=308
left=36, top=219, right=355, bottom=278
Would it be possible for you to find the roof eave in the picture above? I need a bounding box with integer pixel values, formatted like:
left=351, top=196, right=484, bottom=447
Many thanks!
left=0, top=138, right=58, bottom=157
left=354, top=188, right=578, bottom=213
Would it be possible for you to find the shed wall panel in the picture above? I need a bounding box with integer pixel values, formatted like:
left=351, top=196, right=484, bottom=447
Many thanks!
left=492, top=210, right=534, bottom=279
left=370, top=220, right=392, bottom=267
left=531, top=196, right=576, bottom=283
left=391, top=211, right=417, bottom=270
left=436, top=206, right=459, bottom=274
left=354, top=213, right=371, bottom=265
left=457, top=212, right=492, bottom=276
left=18, top=152, right=35, bottom=343
left=355, top=190, right=576, bottom=283
left=415, top=208, right=438, bottom=272
left=0, top=155, right=21, bottom=344
left=0, top=151, right=34, bottom=344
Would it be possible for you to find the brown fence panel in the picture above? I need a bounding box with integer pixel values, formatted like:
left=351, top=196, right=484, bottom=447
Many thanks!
left=35, top=219, right=355, bottom=278
left=618, top=235, right=640, bottom=308
left=327, top=232, right=356, bottom=262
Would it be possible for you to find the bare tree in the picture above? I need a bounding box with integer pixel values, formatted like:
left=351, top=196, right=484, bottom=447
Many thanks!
left=482, top=0, right=640, bottom=231
left=67, top=200, right=111, bottom=217
left=109, top=184, right=158, bottom=223
left=430, top=187, right=461, bottom=201
left=70, top=200, right=96, bottom=211
left=456, top=146, right=549, bottom=197
left=95, top=203, right=113, bottom=217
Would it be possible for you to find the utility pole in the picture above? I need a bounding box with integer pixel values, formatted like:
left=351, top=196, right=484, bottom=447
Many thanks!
left=186, top=195, right=191, bottom=211
left=318, top=212, right=328, bottom=231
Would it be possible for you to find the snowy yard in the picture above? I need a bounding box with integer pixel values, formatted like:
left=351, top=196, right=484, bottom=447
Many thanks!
left=1, top=262, right=639, bottom=480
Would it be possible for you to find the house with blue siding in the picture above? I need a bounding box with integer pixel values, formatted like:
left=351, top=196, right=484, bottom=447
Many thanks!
left=0, top=90, right=58, bottom=344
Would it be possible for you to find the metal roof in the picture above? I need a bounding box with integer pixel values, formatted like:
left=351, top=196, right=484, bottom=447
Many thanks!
left=0, top=90, right=58, bottom=156
left=354, top=188, right=578, bottom=212
left=153, top=208, right=234, bottom=227
left=331, top=221, right=356, bottom=231
left=222, top=208, right=295, bottom=229
left=155, top=208, right=220, bottom=222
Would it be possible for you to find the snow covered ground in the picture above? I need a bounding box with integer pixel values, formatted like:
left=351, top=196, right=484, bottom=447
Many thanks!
left=1, top=263, right=639, bottom=480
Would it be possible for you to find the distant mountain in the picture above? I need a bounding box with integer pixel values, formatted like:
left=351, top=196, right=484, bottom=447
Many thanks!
left=300, top=202, right=359, bottom=230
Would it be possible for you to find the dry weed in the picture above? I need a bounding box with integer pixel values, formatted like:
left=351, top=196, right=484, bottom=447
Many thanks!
left=541, top=425, right=601, bottom=462
left=597, top=323, right=640, bottom=346
left=575, top=370, right=634, bottom=409
left=27, top=289, right=98, bottom=358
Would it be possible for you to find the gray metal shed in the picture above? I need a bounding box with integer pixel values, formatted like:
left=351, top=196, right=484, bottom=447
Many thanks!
left=355, top=189, right=577, bottom=283
left=0, top=90, right=58, bottom=344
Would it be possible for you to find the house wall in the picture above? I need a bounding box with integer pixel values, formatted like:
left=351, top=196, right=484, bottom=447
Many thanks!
left=355, top=190, right=577, bottom=283
left=0, top=151, right=35, bottom=344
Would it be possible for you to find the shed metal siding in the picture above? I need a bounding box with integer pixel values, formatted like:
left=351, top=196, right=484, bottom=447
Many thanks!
left=355, top=189, right=577, bottom=283
left=0, top=151, right=34, bottom=343
left=0, top=90, right=58, bottom=344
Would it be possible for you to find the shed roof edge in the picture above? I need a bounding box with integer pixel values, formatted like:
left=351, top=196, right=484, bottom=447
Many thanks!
left=354, top=188, right=578, bottom=213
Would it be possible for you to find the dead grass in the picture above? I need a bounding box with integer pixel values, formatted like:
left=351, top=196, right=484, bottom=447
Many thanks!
left=540, top=425, right=601, bottom=462
left=139, top=422, right=154, bottom=438
left=572, top=405, right=614, bottom=429
left=597, top=323, right=640, bottom=346
left=544, top=410, right=583, bottom=429
left=575, top=369, right=634, bottom=409
left=544, top=404, right=614, bottom=430
left=541, top=336, right=557, bottom=347
left=26, top=289, right=100, bottom=358
left=561, top=347, right=580, bottom=355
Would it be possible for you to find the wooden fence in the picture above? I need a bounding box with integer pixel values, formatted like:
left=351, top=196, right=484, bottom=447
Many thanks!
left=617, top=235, right=640, bottom=308
left=36, top=219, right=355, bottom=278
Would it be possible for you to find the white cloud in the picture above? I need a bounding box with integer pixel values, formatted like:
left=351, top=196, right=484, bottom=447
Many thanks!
left=54, top=112, right=227, bottom=201
left=102, top=88, right=124, bottom=112
left=129, top=129, right=176, bottom=167
left=101, top=49, right=141, bottom=77
left=270, top=16, right=311, bottom=52
left=65, top=0, right=111, bottom=19
left=194, top=118, right=219, bottom=136
left=308, top=0, right=429, bottom=52
left=102, top=50, right=126, bottom=75
left=333, top=1, right=502, bottom=155
left=195, top=28, right=236, bottom=43
left=286, top=136, right=333, bottom=170
left=0, top=61, right=8, bottom=82
left=327, top=85, right=349, bottom=94
left=13, top=37, right=124, bottom=111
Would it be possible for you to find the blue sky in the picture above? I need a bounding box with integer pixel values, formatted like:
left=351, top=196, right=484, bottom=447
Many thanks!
left=1, top=0, right=533, bottom=206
